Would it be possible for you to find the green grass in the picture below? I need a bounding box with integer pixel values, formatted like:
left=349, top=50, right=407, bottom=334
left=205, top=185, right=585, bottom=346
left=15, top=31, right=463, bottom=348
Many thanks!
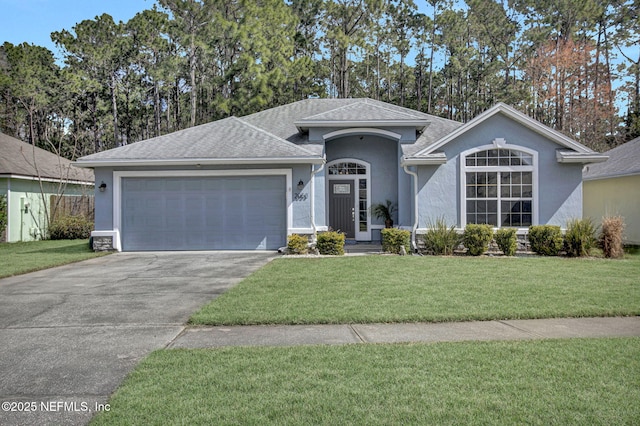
left=0, top=239, right=110, bottom=278
left=91, top=337, right=640, bottom=425
left=190, top=255, right=640, bottom=325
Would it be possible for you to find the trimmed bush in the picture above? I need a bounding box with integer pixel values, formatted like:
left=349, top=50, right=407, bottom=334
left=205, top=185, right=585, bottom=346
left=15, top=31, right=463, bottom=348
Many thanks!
left=422, top=218, right=460, bottom=255
left=316, top=231, right=345, bottom=255
left=564, top=218, right=597, bottom=257
left=600, top=216, right=625, bottom=259
left=495, top=228, right=517, bottom=256
left=381, top=228, right=411, bottom=254
left=287, top=234, right=309, bottom=254
left=528, top=225, right=563, bottom=256
left=48, top=215, right=93, bottom=240
left=463, top=224, right=493, bottom=256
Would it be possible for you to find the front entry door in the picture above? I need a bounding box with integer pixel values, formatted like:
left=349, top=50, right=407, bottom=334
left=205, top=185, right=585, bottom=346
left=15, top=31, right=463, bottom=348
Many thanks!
left=329, top=180, right=355, bottom=238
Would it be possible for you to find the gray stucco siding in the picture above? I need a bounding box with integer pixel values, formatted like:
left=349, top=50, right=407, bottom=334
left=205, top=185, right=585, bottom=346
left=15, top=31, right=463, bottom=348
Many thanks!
left=417, top=113, right=585, bottom=229
left=93, top=168, right=114, bottom=230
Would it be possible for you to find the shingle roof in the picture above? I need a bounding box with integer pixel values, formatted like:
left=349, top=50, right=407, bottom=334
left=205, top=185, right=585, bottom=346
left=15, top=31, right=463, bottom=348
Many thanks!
left=241, top=98, right=461, bottom=157
left=583, top=137, right=640, bottom=180
left=76, top=98, right=463, bottom=164
left=296, top=99, right=428, bottom=124
left=0, top=132, right=93, bottom=182
left=77, top=116, right=318, bottom=164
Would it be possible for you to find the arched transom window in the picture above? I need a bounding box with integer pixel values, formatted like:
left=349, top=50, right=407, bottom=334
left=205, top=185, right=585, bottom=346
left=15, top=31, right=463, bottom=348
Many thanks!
left=463, top=143, right=536, bottom=228
left=328, top=162, right=367, bottom=175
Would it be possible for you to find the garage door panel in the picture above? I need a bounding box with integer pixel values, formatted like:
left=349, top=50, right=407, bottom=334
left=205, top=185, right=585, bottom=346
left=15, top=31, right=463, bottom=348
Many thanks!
left=121, top=175, right=286, bottom=251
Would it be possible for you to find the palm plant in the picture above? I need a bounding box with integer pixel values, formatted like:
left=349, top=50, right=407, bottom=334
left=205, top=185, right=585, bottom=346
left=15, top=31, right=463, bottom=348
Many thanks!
left=371, top=200, right=397, bottom=228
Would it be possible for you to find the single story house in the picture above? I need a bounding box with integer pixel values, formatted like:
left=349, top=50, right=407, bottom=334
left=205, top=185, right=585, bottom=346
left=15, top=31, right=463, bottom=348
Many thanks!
left=0, top=132, right=94, bottom=242
left=74, top=98, right=607, bottom=251
left=583, top=136, right=640, bottom=245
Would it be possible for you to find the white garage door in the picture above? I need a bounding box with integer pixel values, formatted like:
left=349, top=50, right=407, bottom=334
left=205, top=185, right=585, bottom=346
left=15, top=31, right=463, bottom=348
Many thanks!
left=121, top=175, right=286, bottom=251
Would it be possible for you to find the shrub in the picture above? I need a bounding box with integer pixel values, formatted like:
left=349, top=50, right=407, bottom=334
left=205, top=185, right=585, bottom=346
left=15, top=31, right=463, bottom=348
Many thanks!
left=287, top=234, right=309, bottom=254
left=495, top=228, right=518, bottom=256
left=381, top=228, right=411, bottom=254
left=422, top=217, right=460, bottom=255
left=528, top=225, right=563, bottom=256
left=0, top=195, right=7, bottom=237
left=600, top=216, right=625, bottom=259
left=462, top=224, right=494, bottom=256
left=316, top=231, right=345, bottom=255
left=48, top=215, right=93, bottom=240
left=564, top=218, right=597, bottom=257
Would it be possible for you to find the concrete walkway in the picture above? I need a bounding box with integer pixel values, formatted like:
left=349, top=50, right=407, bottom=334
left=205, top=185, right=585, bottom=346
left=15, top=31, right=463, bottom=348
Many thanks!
left=169, top=316, right=640, bottom=349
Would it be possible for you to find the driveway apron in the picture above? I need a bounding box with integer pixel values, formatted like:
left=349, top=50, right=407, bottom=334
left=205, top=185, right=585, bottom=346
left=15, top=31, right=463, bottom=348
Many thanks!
left=0, top=251, right=274, bottom=426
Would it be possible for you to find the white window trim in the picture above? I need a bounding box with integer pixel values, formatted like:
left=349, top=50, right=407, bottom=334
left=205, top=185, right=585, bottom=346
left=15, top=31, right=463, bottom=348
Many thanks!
left=459, top=139, right=538, bottom=230
left=326, top=158, right=371, bottom=240
left=111, top=169, right=292, bottom=251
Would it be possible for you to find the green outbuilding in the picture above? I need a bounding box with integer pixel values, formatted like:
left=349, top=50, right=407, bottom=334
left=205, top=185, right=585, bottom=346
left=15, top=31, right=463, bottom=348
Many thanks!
left=0, top=132, right=94, bottom=242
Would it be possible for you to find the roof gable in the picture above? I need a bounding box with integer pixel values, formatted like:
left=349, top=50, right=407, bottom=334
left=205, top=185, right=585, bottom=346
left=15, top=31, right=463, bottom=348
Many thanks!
left=583, top=137, right=640, bottom=180
left=412, top=103, right=599, bottom=157
left=294, top=99, right=429, bottom=131
left=0, top=132, right=93, bottom=182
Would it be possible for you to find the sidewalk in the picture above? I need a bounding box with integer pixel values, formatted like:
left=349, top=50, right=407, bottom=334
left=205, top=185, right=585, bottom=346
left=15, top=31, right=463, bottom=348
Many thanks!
left=168, top=316, right=640, bottom=349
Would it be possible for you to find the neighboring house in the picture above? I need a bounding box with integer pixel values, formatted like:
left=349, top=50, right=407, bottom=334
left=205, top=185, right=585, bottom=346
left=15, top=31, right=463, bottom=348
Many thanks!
left=0, top=132, right=94, bottom=242
left=75, top=99, right=606, bottom=251
left=583, top=137, right=640, bottom=245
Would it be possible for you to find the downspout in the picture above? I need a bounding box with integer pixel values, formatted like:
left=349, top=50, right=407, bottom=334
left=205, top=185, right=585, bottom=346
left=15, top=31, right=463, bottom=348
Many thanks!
left=310, top=161, right=326, bottom=243
left=403, top=164, right=419, bottom=251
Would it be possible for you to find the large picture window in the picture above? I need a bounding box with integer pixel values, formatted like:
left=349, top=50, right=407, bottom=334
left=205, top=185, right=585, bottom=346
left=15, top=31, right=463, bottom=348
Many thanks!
left=463, top=146, right=536, bottom=228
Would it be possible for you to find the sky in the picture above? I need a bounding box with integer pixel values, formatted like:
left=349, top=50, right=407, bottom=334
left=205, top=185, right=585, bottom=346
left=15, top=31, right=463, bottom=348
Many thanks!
left=0, top=0, right=154, bottom=59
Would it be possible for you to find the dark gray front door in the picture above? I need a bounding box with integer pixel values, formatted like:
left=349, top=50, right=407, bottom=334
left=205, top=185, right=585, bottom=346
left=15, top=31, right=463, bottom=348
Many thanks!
left=329, top=180, right=355, bottom=238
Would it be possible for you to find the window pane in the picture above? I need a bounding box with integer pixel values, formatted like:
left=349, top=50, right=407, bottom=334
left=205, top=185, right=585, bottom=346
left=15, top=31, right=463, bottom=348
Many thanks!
left=522, top=201, right=532, bottom=213
left=487, top=201, right=497, bottom=213
left=512, top=186, right=521, bottom=197
left=487, top=214, right=498, bottom=226
left=487, top=173, right=497, bottom=184
left=522, top=172, right=532, bottom=184
left=511, top=172, right=522, bottom=184
left=522, top=185, right=532, bottom=197
left=477, top=186, right=486, bottom=197
left=488, top=186, right=498, bottom=197
left=501, top=186, right=510, bottom=197
left=522, top=214, right=532, bottom=226
left=467, top=173, right=476, bottom=184
left=478, top=201, right=487, bottom=213
left=467, top=186, right=476, bottom=198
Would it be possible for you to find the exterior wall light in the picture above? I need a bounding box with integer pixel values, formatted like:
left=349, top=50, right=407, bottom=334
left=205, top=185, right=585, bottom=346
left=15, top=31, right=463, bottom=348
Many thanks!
left=99, top=181, right=107, bottom=192
left=297, top=179, right=304, bottom=190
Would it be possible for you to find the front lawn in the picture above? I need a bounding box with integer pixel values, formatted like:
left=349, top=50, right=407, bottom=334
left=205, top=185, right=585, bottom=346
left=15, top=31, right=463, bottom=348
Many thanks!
left=191, top=255, right=640, bottom=325
left=0, top=239, right=109, bottom=278
left=91, top=337, right=640, bottom=425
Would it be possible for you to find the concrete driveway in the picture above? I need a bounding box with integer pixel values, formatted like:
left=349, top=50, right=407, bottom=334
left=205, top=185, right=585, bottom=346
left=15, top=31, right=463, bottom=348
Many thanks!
left=0, top=251, right=275, bottom=426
